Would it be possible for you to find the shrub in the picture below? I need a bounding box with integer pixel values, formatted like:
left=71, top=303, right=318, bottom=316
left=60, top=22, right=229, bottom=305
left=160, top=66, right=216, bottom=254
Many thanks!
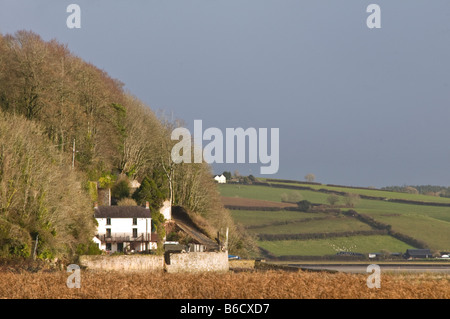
left=297, top=200, right=312, bottom=212
left=117, top=198, right=138, bottom=206
left=111, top=178, right=131, bottom=203
left=327, top=194, right=340, bottom=206
left=281, top=191, right=303, bottom=203
left=76, top=241, right=102, bottom=256
left=344, top=193, right=360, bottom=208
left=0, top=220, right=32, bottom=258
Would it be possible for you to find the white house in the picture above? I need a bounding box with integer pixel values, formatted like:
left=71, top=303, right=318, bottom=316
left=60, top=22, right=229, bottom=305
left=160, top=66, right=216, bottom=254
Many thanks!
left=214, top=174, right=227, bottom=184
left=94, top=202, right=158, bottom=253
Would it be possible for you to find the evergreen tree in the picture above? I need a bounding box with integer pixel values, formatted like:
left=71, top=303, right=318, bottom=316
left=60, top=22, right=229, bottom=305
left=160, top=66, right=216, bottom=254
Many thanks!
left=132, top=176, right=165, bottom=210
left=132, top=174, right=168, bottom=253
left=111, top=177, right=131, bottom=203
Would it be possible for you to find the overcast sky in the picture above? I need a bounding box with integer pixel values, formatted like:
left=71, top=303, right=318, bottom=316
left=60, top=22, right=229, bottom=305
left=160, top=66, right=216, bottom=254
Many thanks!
left=1, top=1, right=450, bottom=187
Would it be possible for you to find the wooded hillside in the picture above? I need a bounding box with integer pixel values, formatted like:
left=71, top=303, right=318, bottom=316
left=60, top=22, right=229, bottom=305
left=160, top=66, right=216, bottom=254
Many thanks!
left=0, top=30, right=253, bottom=260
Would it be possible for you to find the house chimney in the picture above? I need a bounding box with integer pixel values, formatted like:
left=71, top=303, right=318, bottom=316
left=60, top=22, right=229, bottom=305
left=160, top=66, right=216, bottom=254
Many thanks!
left=145, top=201, right=150, bottom=209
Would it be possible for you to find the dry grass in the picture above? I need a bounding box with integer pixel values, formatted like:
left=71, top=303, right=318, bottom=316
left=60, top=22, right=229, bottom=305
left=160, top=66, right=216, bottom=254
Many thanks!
left=0, top=269, right=449, bottom=299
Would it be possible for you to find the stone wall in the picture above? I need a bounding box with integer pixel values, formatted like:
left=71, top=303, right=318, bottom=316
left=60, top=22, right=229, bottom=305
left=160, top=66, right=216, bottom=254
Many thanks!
left=165, top=252, right=229, bottom=273
left=79, top=251, right=229, bottom=273
left=79, top=255, right=164, bottom=272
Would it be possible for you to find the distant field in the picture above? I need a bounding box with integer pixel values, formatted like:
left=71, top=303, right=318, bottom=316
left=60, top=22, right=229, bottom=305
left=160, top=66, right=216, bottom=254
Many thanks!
left=260, top=179, right=450, bottom=204
left=258, top=235, right=415, bottom=257
left=221, top=196, right=297, bottom=208
left=356, top=199, right=450, bottom=222
left=246, top=216, right=371, bottom=234
left=219, top=181, right=450, bottom=256
left=370, top=213, right=450, bottom=251
left=355, top=200, right=450, bottom=251
left=219, top=184, right=334, bottom=204
left=230, top=209, right=329, bottom=226
left=247, top=215, right=372, bottom=235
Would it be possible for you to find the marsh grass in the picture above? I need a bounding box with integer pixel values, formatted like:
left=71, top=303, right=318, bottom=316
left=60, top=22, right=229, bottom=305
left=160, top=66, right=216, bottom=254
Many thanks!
left=0, top=269, right=448, bottom=299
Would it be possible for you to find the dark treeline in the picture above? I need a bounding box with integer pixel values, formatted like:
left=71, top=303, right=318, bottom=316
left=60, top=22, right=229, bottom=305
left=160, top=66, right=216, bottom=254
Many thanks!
left=257, top=230, right=387, bottom=241
left=382, top=185, right=450, bottom=198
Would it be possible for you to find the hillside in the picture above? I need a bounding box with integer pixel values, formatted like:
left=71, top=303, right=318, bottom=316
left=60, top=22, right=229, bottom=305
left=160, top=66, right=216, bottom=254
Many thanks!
left=219, top=179, right=450, bottom=260
left=0, top=30, right=251, bottom=260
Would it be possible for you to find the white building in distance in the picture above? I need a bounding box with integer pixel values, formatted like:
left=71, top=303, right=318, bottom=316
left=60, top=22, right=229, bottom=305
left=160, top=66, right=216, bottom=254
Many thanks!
left=214, top=174, right=227, bottom=184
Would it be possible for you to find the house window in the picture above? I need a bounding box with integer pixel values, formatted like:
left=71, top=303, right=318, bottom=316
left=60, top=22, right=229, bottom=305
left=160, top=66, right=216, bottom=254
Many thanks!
left=106, top=218, right=111, bottom=225
left=132, top=218, right=137, bottom=225
left=132, top=228, right=138, bottom=238
left=106, top=228, right=111, bottom=238
left=106, top=243, right=111, bottom=251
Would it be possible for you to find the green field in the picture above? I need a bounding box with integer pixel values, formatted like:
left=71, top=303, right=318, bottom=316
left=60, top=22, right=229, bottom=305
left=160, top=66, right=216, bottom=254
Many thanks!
left=220, top=184, right=336, bottom=204
left=258, top=235, right=415, bottom=257
left=230, top=209, right=329, bottom=226
left=370, top=213, right=450, bottom=250
left=354, top=200, right=450, bottom=250
left=260, top=179, right=450, bottom=204
left=219, top=181, right=450, bottom=257
left=247, top=215, right=372, bottom=235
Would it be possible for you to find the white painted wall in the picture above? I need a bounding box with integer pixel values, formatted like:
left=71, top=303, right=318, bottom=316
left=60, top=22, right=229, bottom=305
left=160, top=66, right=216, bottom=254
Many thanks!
left=96, top=217, right=154, bottom=253
left=97, top=217, right=152, bottom=238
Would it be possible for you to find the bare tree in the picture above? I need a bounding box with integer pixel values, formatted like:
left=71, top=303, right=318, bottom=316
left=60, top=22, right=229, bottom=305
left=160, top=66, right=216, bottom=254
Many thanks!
left=404, top=186, right=418, bottom=194
left=116, top=94, right=162, bottom=179
left=344, top=193, right=360, bottom=208
left=305, top=173, right=316, bottom=183
left=326, top=194, right=339, bottom=207
left=2, top=31, right=49, bottom=120
left=0, top=112, right=95, bottom=258
left=281, top=191, right=303, bottom=203
left=158, top=124, right=176, bottom=207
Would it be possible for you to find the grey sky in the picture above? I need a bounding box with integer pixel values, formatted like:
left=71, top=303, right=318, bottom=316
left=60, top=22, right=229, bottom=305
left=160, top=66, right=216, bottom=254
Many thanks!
left=1, top=1, right=450, bottom=187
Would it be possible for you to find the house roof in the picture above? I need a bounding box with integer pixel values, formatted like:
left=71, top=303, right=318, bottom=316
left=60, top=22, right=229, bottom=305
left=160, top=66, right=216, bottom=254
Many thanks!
left=94, top=206, right=151, bottom=218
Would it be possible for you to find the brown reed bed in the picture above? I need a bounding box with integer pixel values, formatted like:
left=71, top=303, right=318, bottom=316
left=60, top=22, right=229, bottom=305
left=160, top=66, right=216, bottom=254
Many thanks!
left=0, top=269, right=448, bottom=299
